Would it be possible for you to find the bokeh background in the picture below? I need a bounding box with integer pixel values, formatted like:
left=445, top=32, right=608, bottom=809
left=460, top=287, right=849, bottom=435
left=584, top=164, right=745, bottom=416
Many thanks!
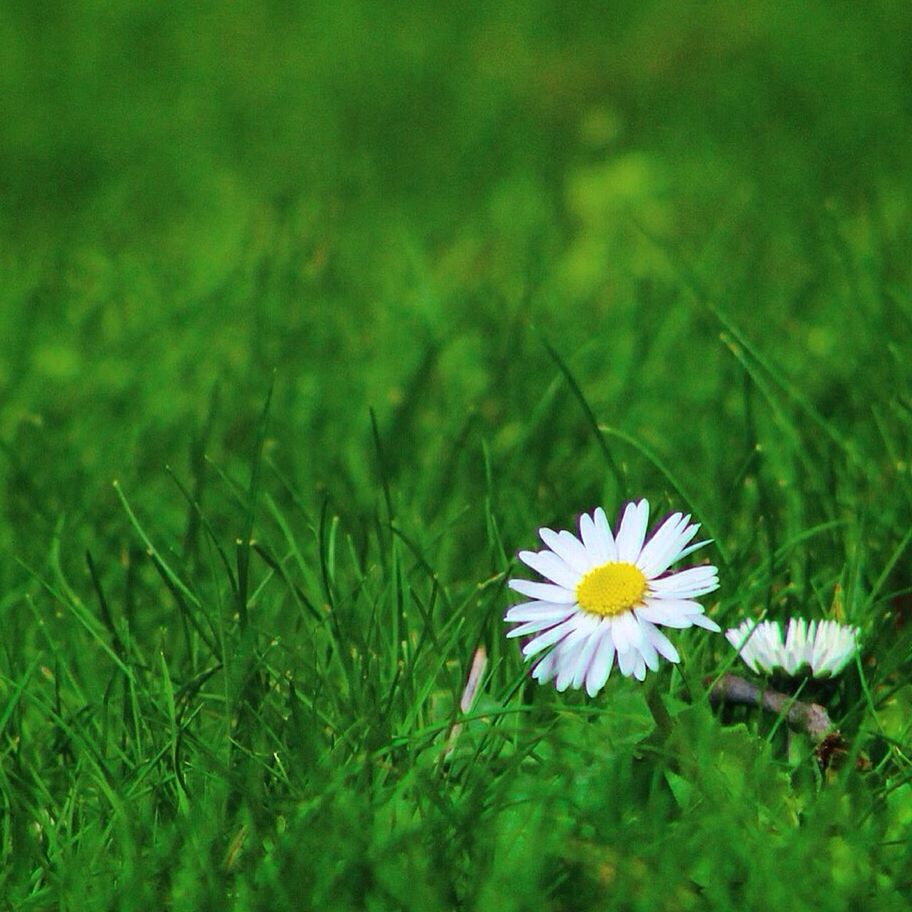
left=3, top=1, right=910, bottom=540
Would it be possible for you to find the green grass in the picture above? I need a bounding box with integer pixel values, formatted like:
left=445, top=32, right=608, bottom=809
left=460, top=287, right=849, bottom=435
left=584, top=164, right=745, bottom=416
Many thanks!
left=2, top=1, right=912, bottom=908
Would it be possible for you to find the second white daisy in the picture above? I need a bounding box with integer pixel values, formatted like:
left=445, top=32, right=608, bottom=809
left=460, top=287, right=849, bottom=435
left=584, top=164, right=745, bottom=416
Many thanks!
left=725, top=617, right=859, bottom=678
left=506, top=499, right=720, bottom=696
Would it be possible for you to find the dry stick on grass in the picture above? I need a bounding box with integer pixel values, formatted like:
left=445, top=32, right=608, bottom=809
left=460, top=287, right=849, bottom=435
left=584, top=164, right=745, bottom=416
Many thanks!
left=442, top=646, right=488, bottom=762
left=707, top=673, right=848, bottom=769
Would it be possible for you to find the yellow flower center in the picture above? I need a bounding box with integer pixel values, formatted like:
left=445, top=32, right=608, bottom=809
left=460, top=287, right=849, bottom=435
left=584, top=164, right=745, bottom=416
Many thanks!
left=575, top=562, right=647, bottom=617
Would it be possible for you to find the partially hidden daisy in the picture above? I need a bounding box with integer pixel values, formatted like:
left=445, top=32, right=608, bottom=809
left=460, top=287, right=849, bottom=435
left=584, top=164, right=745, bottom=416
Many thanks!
left=505, top=500, right=720, bottom=695
left=725, top=617, right=859, bottom=679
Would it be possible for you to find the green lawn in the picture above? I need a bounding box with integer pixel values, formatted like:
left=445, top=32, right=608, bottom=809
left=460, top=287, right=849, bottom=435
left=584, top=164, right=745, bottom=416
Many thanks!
left=2, top=1, right=912, bottom=908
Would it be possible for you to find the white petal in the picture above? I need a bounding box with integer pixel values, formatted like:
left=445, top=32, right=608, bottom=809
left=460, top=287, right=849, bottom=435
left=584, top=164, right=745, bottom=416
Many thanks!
left=690, top=614, right=721, bottom=632
left=648, top=566, right=719, bottom=600
left=615, top=500, right=650, bottom=563
left=805, top=621, right=819, bottom=665
left=522, top=614, right=581, bottom=658
left=641, top=620, right=680, bottom=663
left=812, top=622, right=834, bottom=669
left=820, top=643, right=856, bottom=676
left=636, top=513, right=694, bottom=578
left=559, top=611, right=602, bottom=648
left=508, top=579, right=576, bottom=603
left=724, top=619, right=754, bottom=645
left=615, top=612, right=658, bottom=670
left=552, top=649, right=579, bottom=692
left=505, top=602, right=575, bottom=623
left=617, top=646, right=637, bottom=677
left=783, top=618, right=809, bottom=674
left=636, top=599, right=701, bottom=629
left=532, top=649, right=559, bottom=684
left=506, top=616, right=568, bottom=638
left=539, top=528, right=592, bottom=574
left=554, top=657, right=582, bottom=692
left=725, top=621, right=761, bottom=672
left=675, top=538, right=712, bottom=561
left=571, top=620, right=605, bottom=689
left=554, top=625, right=596, bottom=692
left=585, top=626, right=616, bottom=697
left=649, top=565, right=718, bottom=589
left=633, top=655, right=647, bottom=681
left=593, top=508, right=619, bottom=562
left=750, top=621, right=785, bottom=672
left=609, top=611, right=643, bottom=654
left=579, top=512, right=611, bottom=564
left=636, top=629, right=660, bottom=671
left=810, top=621, right=858, bottom=677
left=517, top=550, right=582, bottom=590
left=652, top=522, right=702, bottom=576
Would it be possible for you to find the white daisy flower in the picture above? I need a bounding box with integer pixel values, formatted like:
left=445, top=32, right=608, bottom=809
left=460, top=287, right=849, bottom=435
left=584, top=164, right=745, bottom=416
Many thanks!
left=505, top=500, right=720, bottom=695
left=725, top=617, right=859, bottom=679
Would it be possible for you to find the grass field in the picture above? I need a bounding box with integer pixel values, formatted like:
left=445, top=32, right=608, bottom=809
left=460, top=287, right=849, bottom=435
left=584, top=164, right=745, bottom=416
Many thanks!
left=2, top=1, right=912, bottom=908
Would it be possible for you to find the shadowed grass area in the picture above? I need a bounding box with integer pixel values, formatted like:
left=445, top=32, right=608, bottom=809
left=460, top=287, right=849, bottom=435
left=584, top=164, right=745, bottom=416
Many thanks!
left=2, top=1, right=912, bottom=908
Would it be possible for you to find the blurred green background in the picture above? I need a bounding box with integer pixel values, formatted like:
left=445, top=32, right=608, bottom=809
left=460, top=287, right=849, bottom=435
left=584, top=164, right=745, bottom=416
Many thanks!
left=3, top=0, right=910, bottom=540
left=2, top=1, right=912, bottom=907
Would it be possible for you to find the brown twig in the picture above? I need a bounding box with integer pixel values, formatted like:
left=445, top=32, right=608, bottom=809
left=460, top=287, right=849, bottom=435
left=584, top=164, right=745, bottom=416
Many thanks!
left=707, top=673, right=848, bottom=769
left=708, top=673, right=834, bottom=741
left=442, top=646, right=488, bottom=762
